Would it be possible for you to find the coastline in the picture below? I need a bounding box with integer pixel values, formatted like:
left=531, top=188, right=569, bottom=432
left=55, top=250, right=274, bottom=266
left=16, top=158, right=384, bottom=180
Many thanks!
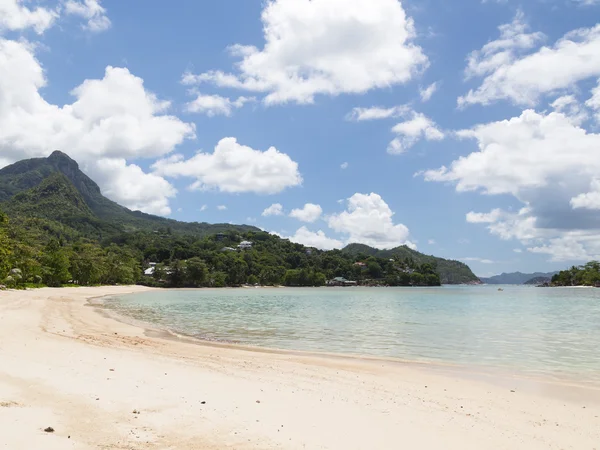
left=1, top=286, right=599, bottom=449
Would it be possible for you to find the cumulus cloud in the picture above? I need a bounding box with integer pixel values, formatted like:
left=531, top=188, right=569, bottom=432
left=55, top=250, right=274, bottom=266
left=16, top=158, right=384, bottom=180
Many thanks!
left=586, top=79, right=600, bottom=123
left=419, top=82, right=438, bottom=102
left=289, top=203, right=323, bottom=223
left=217, top=205, right=227, bottom=211
left=184, top=92, right=254, bottom=117
left=0, top=0, right=58, bottom=34
left=349, top=105, right=444, bottom=154
left=425, top=108, right=600, bottom=261
left=64, top=0, right=111, bottom=32
left=341, top=162, right=349, bottom=170
left=152, top=137, right=302, bottom=194
left=281, top=226, right=344, bottom=250
left=182, top=0, right=427, bottom=105
left=388, top=111, right=444, bottom=154
left=571, top=179, right=600, bottom=210
left=0, top=39, right=195, bottom=215
left=262, top=203, right=284, bottom=216
left=346, top=105, right=409, bottom=121
left=459, top=13, right=600, bottom=107
left=328, top=193, right=414, bottom=249
left=89, top=159, right=176, bottom=215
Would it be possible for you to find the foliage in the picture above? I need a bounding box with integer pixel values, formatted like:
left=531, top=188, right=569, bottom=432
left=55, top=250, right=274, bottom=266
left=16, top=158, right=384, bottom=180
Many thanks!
left=341, top=243, right=478, bottom=284
left=551, top=262, right=600, bottom=287
left=0, top=151, right=483, bottom=289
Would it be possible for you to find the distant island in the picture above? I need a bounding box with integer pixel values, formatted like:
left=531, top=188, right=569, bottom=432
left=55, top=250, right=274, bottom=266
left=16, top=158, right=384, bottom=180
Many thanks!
left=480, top=271, right=558, bottom=285
left=0, top=152, right=479, bottom=289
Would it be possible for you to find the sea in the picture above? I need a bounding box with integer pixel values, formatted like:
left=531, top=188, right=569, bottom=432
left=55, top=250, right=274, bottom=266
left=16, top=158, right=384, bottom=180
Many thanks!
left=101, top=285, right=600, bottom=384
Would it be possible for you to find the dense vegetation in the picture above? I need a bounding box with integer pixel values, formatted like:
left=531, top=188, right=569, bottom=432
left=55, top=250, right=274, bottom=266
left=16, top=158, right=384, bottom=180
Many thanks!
left=0, top=152, right=480, bottom=289
left=551, top=262, right=600, bottom=287
left=341, top=243, right=478, bottom=284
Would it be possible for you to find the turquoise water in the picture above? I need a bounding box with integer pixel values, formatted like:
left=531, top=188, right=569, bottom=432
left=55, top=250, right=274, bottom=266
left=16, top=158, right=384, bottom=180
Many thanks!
left=103, top=286, right=600, bottom=384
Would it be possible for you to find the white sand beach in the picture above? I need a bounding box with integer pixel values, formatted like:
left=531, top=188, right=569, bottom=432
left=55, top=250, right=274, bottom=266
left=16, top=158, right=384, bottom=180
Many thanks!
left=1, top=286, right=599, bottom=449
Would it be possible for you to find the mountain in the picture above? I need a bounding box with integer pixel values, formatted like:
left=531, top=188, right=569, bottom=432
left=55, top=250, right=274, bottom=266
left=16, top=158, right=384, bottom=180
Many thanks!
left=523, top=276, right=551, bottom=285
left=0, top=152, right=477, bottom=287
left=0, top=151, right=258, bottom=237
left=340, top=243, right=479, bottom=284
left=480, top=272, right=559, bottom=285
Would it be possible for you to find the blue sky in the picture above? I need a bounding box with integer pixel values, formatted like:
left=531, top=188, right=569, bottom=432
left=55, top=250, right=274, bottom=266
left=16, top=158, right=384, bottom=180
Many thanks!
left=1, top=0, right=600, bottom=277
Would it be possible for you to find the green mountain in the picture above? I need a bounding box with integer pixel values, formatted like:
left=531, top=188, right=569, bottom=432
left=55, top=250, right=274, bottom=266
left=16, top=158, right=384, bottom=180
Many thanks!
left=0, top=151, right=259, bottom=237
left=0, top=152, right=477, bottom=288
left=340, top=243, right=479, bottom=284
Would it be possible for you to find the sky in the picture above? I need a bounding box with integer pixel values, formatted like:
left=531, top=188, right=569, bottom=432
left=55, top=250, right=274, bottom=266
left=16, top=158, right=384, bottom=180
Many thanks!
left=1, top=0, right=600, bottom=277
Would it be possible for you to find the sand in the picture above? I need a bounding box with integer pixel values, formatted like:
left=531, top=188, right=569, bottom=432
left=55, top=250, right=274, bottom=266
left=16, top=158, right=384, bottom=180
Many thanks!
left=0, top=286, right=599, bottom=449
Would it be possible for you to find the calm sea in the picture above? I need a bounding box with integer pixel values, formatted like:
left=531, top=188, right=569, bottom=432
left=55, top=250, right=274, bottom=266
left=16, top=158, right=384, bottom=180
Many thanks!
left=102, top=286, right=600, bottom=384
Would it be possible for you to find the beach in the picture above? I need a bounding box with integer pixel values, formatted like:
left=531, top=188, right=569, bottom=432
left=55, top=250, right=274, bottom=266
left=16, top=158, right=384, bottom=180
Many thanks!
left=0, top=287, right=599, bottom=449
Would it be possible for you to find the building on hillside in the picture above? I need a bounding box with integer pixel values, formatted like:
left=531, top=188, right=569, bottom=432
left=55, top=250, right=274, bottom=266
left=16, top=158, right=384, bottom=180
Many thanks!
left=144, top=262, right=157, bottom=276
left=221, top=247, right=236, bottom=252
left=354, top=262, right=367, bottom=268
left=238, top=241, right=253, bottom=249
left=327, top=277, right=358, bottom=287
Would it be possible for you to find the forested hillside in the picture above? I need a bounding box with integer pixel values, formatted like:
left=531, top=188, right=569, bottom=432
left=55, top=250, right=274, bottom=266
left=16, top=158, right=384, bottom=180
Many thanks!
left=0, top=152, right=478, bottom=288
left=341, top=243, right=479, bottom=284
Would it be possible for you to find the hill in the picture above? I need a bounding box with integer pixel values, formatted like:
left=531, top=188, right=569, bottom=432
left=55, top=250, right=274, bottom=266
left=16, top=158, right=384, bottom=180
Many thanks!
left=523, top=276, right=552, bottom=285
left=0, top=151, right=258, bottom=237
left=480, top=272, right=558, bottom=285
left=341, top=243, right=479, bottom=284
left=0, top=152, right=477, bottom=288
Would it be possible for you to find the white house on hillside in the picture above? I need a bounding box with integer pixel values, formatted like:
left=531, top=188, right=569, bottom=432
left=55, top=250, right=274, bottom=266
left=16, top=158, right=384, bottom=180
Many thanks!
left=238, top=241, right=253, bottom=249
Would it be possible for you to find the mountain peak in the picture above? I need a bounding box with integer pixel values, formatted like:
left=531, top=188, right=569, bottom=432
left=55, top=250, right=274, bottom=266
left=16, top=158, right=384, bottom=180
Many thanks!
left=48, top=150, right=79, bottom=168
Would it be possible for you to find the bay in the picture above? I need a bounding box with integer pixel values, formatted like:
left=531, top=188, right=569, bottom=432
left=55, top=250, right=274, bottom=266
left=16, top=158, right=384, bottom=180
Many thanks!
left=103, top=285, right=600, bottom=384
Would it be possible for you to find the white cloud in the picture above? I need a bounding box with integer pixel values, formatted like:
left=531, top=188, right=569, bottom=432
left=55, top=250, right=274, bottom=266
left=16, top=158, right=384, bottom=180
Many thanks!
left=289, top=203, right=323, bottom=223
left=340, top=162, right=349, bottom=170
left=262, top=203, right=284, bottom=216
left=571, top=179, right=600, bottom=210
left=328, top=193, right=414, bottom=249
left=586, top=79, right=600, bottom=123
left=217, top=205, right=227, bottom=211
left=419, top=82, right=438, bottom=102
left=88, top=158, right=177, bottom=215
left=347, top=105, right=409, bottom=121
left=0, top=39, right=195, bottom=215
left=184, top=92, right=254, bottom=117
left=182, top=0, right=427, bottom=105
left=0, top=0, right=58, bottom=34
left=459, top=13, right=600, bottom=107
left=64, top=0, right=111, bottom=32
left=388, top=111, right=444, bottom=154
left=513, top=248, right=523, bottom=253
left=460, top=257, right=494, bottom=264
left=282, top=226, right=344, bottom=250
left=424, top=108, right=600, bottom=261
left=152, top=137, right=302, bottom=194
left=199, top=204, right=208, bottom=212
left=428, top=239, right=436, bottom=245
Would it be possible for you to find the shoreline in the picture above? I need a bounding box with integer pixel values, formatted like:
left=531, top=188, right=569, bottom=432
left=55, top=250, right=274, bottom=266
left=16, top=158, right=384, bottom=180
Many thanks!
left=1, top=286, right=599, bottom=449
left=96, top=289, right=600, bottom=392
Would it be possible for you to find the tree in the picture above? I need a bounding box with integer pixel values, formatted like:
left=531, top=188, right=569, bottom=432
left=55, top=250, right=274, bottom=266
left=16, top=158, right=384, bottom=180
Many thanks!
left=41, top=240, right=71, bottom=287
left=185, top=257, right=208, bottom=287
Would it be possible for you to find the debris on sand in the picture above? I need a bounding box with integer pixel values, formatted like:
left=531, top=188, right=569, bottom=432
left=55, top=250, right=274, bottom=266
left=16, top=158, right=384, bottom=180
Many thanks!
left=44, top=427, right=55, bottom=433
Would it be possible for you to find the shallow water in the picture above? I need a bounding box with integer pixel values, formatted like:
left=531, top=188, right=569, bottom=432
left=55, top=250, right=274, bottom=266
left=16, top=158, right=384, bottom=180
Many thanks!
left=103, top=285, right=600, bottom=384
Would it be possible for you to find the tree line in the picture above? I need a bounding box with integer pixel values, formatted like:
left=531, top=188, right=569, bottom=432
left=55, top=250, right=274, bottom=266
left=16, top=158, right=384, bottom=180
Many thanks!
left=551, top=262, right=600, bottom=287
left=0, top=210, right=441, bottom=289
